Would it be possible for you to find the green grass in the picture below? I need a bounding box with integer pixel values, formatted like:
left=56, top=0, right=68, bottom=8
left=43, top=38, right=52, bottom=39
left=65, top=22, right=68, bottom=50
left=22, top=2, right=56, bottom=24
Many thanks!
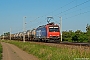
left=0, top=41, right=2, bottom=60
left=2, top=40, right=90, bottom=60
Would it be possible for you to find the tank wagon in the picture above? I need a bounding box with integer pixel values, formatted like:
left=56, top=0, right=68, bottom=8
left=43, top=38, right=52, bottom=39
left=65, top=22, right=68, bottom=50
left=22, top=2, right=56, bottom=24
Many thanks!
left=25, top=30, right=31, bottom=41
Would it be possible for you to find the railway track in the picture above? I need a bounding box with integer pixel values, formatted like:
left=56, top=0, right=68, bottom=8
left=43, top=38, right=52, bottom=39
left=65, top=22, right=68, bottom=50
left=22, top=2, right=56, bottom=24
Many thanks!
left=60, top=42, right=90, bottom=46
left=29, top=41, right=90, bottom=47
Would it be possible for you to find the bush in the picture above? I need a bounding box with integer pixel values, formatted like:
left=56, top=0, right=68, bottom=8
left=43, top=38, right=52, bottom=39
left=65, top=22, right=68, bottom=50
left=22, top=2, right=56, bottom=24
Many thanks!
left=0, top=42, right=2, bottom=60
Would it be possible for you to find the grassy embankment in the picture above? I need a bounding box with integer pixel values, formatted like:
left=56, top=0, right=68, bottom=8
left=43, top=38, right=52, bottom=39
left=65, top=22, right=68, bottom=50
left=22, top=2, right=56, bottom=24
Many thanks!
left=3, top=40, right=90, bottom=60
left=0, top=41, right=2, bottom=60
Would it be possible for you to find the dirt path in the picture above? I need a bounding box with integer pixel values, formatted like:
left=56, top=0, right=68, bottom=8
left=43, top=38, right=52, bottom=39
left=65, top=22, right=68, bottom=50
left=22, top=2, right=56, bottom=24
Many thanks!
left=1, top=42, right=39, bottom=60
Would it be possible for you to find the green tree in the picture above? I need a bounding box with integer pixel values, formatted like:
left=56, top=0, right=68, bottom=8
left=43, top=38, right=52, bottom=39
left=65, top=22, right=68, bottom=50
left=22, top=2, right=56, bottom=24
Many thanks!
left=72, top=34, right=78, bottom=42
left=4, top=32, right=10, bottom=36
left=86, top=24, right=90, bottom=32
left=75, top=30, right=82, bottom=42
left=0, top=32, right=10, bottom=36
left=62, top=30, right=74, bottom=42
left=86, top=24, right=90, bottom=42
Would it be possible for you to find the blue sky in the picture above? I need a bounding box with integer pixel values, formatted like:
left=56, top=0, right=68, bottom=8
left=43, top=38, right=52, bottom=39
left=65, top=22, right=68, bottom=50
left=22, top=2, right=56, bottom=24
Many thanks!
left=0, top=0, right=90, bottom=35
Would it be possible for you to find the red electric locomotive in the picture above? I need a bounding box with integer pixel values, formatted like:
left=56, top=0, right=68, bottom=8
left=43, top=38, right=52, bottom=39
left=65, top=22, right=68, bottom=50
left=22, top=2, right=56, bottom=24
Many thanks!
left=46, top=22, right=60, bottom=40
left=36, top=22, right=60, bottom=42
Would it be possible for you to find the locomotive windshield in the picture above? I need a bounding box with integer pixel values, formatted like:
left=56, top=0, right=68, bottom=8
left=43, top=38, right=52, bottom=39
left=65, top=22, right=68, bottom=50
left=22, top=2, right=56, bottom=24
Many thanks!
left=49, top=26, right=59, bottom=32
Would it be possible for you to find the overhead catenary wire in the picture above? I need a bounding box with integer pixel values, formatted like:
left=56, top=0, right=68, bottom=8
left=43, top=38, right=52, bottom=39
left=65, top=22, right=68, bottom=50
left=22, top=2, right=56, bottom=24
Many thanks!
left=55, top=0, right=90, bottom=16
left=15, top=0, right=90, bottom=32
left=35, top=0, right=90, bottom=25
left=28, top=0, right=76, bottom=23
left=61, top=6, right=90, bottom=17
left=42, top=0, right=76, bottom=17
left=11, top=0, right=90, bottom=34
left=52, top=0, right=90, bottom=24
left=64, top=10, right=90, bottom=20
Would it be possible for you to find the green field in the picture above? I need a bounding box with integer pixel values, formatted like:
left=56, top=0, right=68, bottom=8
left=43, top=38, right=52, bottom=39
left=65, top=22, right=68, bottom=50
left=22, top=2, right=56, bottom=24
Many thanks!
left=2, top=40, right=90, bottom=60
left=0, top=41, right=2, bottom=60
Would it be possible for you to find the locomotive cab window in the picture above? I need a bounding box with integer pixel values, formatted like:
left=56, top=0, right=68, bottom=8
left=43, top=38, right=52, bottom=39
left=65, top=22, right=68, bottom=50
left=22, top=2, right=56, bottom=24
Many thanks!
left=49, top=27, right=59, bottom=32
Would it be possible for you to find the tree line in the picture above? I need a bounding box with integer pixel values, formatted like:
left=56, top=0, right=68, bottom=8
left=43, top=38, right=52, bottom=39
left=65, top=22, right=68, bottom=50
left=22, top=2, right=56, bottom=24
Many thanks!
left=62, top=24, right=90, bottom=42
left=1, top=32, right=10, bottom=36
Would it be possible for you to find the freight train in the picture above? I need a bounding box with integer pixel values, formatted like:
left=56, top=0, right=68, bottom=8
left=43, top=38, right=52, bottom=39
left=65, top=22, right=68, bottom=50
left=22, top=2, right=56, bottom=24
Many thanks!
left=0, top=22, right=60, bottom=42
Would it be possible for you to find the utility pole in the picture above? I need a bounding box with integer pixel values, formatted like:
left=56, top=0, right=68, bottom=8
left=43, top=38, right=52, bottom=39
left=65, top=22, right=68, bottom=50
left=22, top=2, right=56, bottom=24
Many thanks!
left=10, top=28, right=11, bottom=40
left=60, top=17, right=62, bottom=42
left=23, top=16, right=26, bottom=42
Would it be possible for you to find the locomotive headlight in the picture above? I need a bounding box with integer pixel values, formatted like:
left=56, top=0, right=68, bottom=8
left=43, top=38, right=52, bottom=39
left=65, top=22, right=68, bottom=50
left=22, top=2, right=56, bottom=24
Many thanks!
left=50, top=35, right=52, bottom=36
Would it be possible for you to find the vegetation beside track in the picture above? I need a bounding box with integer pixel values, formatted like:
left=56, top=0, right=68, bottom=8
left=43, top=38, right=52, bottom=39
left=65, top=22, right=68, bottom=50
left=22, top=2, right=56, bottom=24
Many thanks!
left=2, top=40, right=90, bottom=60
left=0, top=41, right=2, bottom=60
left=62, top=24, right=90, bottom=42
